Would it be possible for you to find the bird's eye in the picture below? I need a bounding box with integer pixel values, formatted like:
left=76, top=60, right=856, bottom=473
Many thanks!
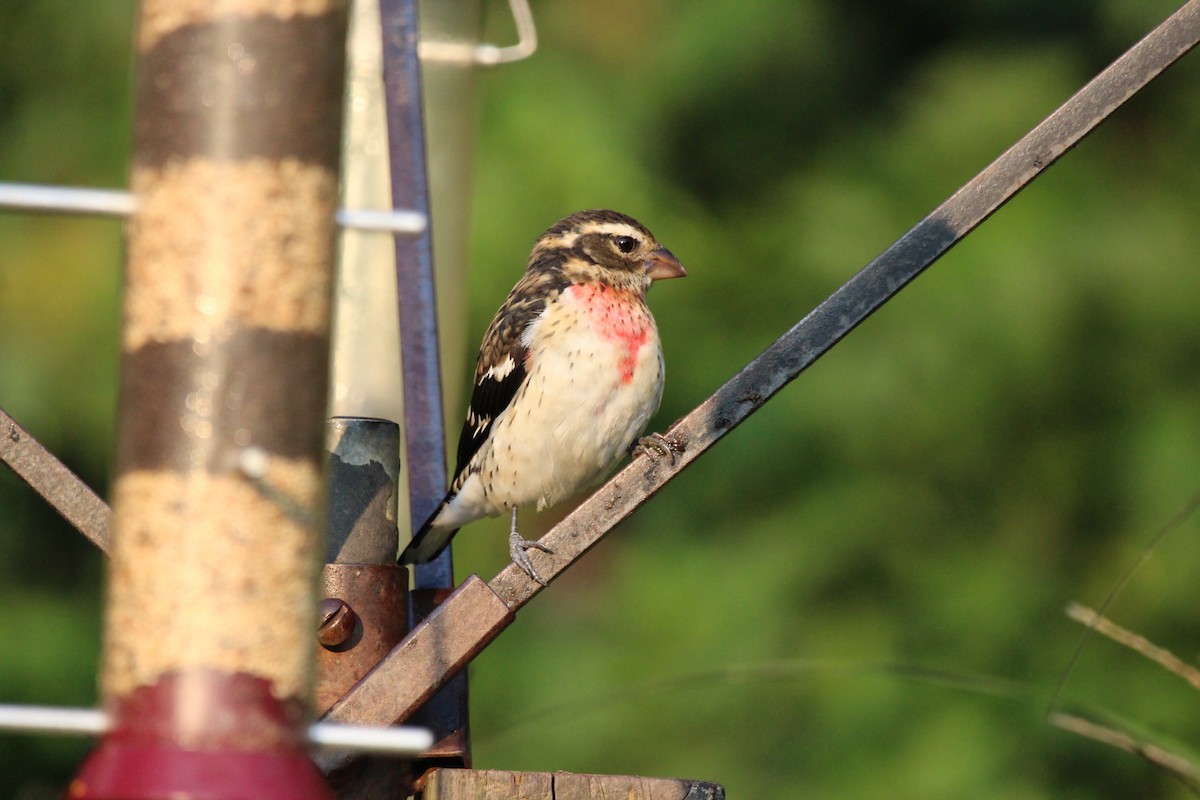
left=614, top=235, right=638, bottom=254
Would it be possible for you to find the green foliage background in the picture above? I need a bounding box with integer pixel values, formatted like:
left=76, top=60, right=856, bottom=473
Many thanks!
left=2, top=1, right=1200, bottom=797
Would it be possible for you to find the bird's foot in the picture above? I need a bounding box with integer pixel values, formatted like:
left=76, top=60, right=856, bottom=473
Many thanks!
left=509, top=530, right=554, bottom=586
left=631, top=431, right=676, bottom=466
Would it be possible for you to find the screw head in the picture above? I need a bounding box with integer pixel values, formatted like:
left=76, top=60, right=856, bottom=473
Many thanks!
left=317, top=597, right=358, bottom=648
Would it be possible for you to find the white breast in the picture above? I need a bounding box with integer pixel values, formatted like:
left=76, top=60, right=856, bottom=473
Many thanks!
left=478, top=285, right=664, bottom=513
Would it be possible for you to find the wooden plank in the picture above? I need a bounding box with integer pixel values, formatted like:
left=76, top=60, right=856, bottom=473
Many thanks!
left=421, top=769, right=724, bottom=800
left=422, top=769, right=552, bottom=800
left=553, top=772, right=724, bottom=800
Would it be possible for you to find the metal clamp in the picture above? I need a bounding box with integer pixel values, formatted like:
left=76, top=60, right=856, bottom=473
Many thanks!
left=418, top=0, right=537, bottom=66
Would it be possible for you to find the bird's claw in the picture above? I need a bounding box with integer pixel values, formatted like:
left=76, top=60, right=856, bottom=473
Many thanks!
left=631, top=431, right=676, bottom=466
left=509, top=530, right=553, bottom=586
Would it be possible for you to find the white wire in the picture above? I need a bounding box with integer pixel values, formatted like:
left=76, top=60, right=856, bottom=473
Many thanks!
left=0, top=183, right=134, bottom=217
left=336, top=207, right=428, bottom=234
left=307, top=721, right=434, bottom=754
left=0, top=705, right=107, bottom=736
left=0, top=182, right=427, bottom=234
left=0, top=704, right=434, bottom=756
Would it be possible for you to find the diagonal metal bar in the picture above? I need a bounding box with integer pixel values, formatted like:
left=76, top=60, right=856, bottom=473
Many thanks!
left=314, top=0, right=1200, bottom=745
left=0, top=405, right=111, bottom=552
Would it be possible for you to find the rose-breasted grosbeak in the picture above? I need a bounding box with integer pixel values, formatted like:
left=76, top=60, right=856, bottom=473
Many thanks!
left=400, top=209, right=686, bottom=584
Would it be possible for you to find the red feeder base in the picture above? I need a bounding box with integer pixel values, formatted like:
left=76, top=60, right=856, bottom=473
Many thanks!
left=69, top=741, right=333, bottom=800
left=69, top=671, right=333, bottom=800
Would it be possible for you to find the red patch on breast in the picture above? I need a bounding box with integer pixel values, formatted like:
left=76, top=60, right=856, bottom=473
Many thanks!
left=569, top=284, right=650, bottom=383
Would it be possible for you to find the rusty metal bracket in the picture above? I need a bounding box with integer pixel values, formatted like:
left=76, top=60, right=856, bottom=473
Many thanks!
left=317, top=417, right=415, bottom=795
left=315, top=564, right=409, bottom=715
left=407, top=588, right=472, bottom=768
left=315, top=575, right=514, bottom=773
left=0, top=405, right=111, bottom=552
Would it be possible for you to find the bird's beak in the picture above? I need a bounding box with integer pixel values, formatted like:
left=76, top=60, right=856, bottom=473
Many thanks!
left=644, top=248, right=687, bottom=281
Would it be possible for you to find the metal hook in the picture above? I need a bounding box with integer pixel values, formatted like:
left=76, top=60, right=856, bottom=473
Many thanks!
left=418, top=0, right=537, bottom=67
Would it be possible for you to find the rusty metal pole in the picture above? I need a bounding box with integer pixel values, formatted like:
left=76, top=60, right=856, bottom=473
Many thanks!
left=317, top=418, right=407, bottom=715
left=70, top=1, right=349, bottom=797
left=317, top=418, right=410, bottom=797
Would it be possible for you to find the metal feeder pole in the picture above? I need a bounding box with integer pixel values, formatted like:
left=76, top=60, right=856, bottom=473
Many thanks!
left=71, top=0, right=350, bottom=797
left=378, top=0, right=470, bottom=769
left=318, top=417, right=411, bottom=797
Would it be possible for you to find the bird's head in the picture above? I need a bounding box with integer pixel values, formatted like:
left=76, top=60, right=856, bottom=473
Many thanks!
left=531, top=209, right=686, bottom=293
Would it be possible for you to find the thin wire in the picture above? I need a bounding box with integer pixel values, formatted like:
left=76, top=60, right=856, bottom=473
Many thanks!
left=307, top=721, right=434, bottom=754
left=0, top=182, right=427, bottom=234
left=0, top=704, right=435, bottom=755
left=0, top=705, right=106, bottom=736
left=0, top=183, right=133, bottom=217
left=337, top=207, right=428, bottom=234
left=477, top=659, right=1036, bottom=750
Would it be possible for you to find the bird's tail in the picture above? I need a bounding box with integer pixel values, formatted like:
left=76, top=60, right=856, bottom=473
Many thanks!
left=398, top=515, right=458, bottom=565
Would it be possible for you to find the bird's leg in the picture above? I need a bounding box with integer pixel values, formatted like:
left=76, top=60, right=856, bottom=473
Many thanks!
left=631, top=431, right=676, bottom=466
left=508, top=507, right=553, bottom=586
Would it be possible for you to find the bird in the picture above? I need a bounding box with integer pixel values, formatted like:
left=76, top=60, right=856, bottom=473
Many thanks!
left=400, top=209, right=687, bottom=585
